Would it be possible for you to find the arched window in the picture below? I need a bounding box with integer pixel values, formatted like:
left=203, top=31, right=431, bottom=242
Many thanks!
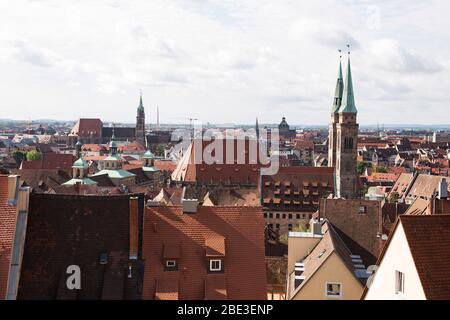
left=344, top=137, right=354, bottom=151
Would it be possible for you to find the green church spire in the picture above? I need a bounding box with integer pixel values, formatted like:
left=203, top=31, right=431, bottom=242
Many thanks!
left=339, top=50, right=357, bottom=114
left=332, top=52, right=344, bottom=113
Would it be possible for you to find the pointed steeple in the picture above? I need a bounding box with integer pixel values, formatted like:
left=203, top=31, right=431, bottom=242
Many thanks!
left=332, top=52, right=344, bottom=113
left=255, top=117, right=259, bottom=138
left=109, top=126, right=118, bottom=155
left=339, top=50, right=357, bottom=113
left=137, top=91, right=145, bottom=114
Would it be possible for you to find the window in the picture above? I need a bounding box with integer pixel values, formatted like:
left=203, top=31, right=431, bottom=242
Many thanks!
left=288, top=224, right=293, bottom=231
left=276, top=213, right=280, bottom=219
left=296, top=214, right=300, bottom=219
left=288, top=214, right=292, bottom=219
left=269, top=213, right=273, bottom=219
left=264, top=213, right=267, bottom=218
left=166, top=260, right=176, bottom=268
left=276, top=223, right=280, bottom=230
left=358, top=206, right=366, bottom=214
left=326, top=283, right=342, bottom=298
left=210, top=259, right=222, bottom=271
left=282, top=214, right=286, bottom=219
left=395, top=271, right=405, bottom=294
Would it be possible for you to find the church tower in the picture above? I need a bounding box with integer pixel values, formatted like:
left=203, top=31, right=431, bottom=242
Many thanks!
left=136, top=93, right=146, bottom=146
left=328, top=53, right=344, bottom=167
left=335, top=50, right=359, bottom=199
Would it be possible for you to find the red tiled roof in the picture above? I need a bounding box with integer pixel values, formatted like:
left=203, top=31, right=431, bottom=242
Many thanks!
left=261, top=166, right=334, bottom=212
left=142, top=206, right=267, bottom=300
left=21, top=153, right=74, bottom=172
left=70, top=118, right=102, bottom=137
left=0, top=175, right=17, bottom=299
left=400, top=215, right=450, bottom=299
left=154, top=160, right=176, bottom=173
left=183, top=139, right=264, bottom=185
left=155, top=277, right=179, bottom=300
left=81, top=144, right=106, bottom=152
left=205, top=274, right=227, bottom=300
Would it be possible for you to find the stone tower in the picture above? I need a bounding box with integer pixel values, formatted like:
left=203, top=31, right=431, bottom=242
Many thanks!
left=328, top=56, right=344, bottom=167
left=335, top=54, right=359, bottom=199
left=136, top=93, right=146, bottom=146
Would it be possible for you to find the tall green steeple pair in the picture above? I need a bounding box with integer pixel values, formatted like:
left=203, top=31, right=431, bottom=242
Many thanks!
left=332, top=52, right=357, bottom=114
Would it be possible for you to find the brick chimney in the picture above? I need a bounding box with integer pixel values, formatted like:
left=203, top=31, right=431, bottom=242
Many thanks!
left=129, top=197, right=139, bottom=260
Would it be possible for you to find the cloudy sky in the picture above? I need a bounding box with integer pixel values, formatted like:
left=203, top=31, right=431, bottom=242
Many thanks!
left=0, top=0, right=449, bottom=126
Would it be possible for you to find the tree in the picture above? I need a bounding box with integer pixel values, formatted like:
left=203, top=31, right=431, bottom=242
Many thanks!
left=12, top=150, right=27, bottom=164
left=26, top=150, right=42, bottom=161
left=375, top=166, right=388, bottom=173
left=155, top=145, right=165, bottom=157
left=357, top=161, right=372, bottom=175
left=278, top=221, right=310, bottom=244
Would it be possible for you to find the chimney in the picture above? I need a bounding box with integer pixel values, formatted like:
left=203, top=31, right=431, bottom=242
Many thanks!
left=7, top=175, right=20, bottom=205
left=438, top=178, right=448, bottom=199
left=129, top=197, right=139, bottom=260
left=311, top=220, right=322, bottom=236
left=181, top=186, right=198, bottom=213
left=182, top=199, right=198, bottom=213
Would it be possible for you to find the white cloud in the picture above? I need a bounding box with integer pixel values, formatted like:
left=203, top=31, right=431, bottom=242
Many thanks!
left=0, top=0, right=449, bottom=125
left=369, top=39, right=442, bottom=73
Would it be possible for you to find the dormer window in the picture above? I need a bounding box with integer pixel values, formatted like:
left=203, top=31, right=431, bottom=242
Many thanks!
left=210, top=259, right=222, bottom=272
left=164, top=259, right=178, bottom=271
left=163, top=244, right=180, bottom=271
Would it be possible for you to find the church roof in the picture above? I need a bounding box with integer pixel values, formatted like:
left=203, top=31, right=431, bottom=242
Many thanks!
left=92, top=169, right=136, bottom=179
left=72, top=157, right=88, bottom=169
left=339, top=56, right=358, bottom=114
left=143, top=150, right=154, bottom=159
left=331, top=59, right=344, bottom=113
left=62, top=178, right=98, bottom=186
left=137, top=95, right=145, bottom=113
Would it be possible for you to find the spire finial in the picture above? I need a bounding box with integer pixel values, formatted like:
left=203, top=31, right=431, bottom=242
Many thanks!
left=338, top=49, right=342, bottom=59
left=347, top=44, right=351, bottom=55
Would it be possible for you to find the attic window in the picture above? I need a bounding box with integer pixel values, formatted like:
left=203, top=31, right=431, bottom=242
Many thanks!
left=326, top=283, right=342, bottom=298
left=99, top=252, right=108, bottom=265
left=210, top=259, right=222, bottom=272
left=395, top=271, right=405, bottom=294
left=358, top=206, right=367, bottom=214
left=165, top=260, right=178, bottom=271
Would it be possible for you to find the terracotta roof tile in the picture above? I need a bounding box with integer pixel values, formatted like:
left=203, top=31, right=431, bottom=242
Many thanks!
left=205, top=274, right=227, bottom=300
left=142, top=206, right=267, bottom=300
left=155, top=277, right=179, bottom=300
left=400, top=215, right=450, bottom=300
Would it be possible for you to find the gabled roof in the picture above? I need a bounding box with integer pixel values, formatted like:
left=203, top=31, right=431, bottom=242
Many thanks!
left=401, top=215, right=450, bottom=299
left=142, top=206, right=267, bottom=300
left=18, top=193, right=145, bottom=299
left=70, top=118, right=102, bottom=137
left=290, top=221, right=364, bottom=298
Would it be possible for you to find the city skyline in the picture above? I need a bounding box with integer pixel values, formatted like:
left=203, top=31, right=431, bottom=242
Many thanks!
left=1, top=1, right=449, bottom=125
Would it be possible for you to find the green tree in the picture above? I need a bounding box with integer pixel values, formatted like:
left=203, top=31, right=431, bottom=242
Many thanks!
left=375, top=166, right=388, bottom=173
left=357, top=161, right=372, bottom=175
left=12, top=150, right=27, bottom=164
left=26, top=150, right=42, bottom=161
left=155, top=145, right=165, bottom=157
